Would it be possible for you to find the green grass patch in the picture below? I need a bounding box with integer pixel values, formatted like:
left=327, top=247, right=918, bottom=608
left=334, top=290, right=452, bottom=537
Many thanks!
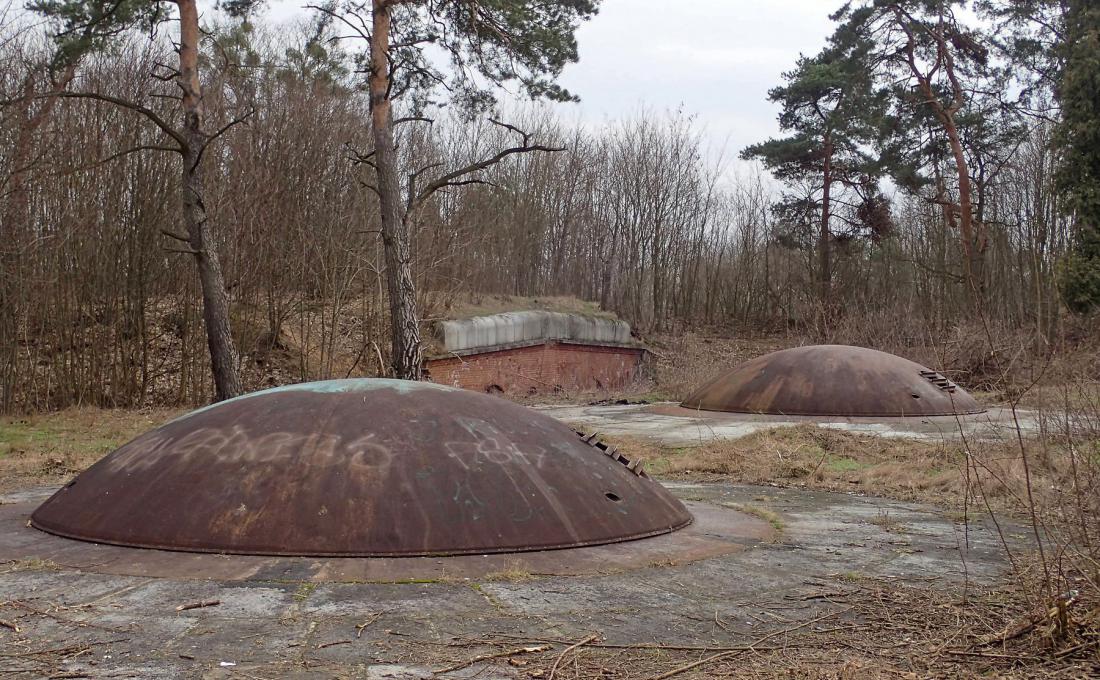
left=293, top=582, right=318, bottom=602
left=825, top=456, right=869, bottom=473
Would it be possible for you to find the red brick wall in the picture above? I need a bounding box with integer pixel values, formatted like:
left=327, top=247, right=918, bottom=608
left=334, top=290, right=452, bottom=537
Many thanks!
left=425, top=342, right=645, bottom=395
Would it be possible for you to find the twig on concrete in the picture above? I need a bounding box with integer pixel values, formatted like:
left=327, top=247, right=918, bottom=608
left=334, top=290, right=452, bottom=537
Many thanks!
left=0, top=637, right=129, bottom=660
left=355, top=611, right=385, bottom=638
left=713, top=610, right=733, bottom=633
left=433, top=644, right=549, bottom=674
left=482, top=633, right=784, bottom=653
left=175, top=599, right=220, bottom=612
left=0, top=644, right=90, bottom=659
left=547, top=634, right=598, bottom=680
left=647, top=607, right=851, bottom=680
left=7, top=601, right=128, bottom=633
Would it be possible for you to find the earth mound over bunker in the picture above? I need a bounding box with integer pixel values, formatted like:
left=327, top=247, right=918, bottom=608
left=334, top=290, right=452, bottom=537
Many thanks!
left=681, top=345, right=984, bottom=417
left=31, top=379, right=691, bottom=556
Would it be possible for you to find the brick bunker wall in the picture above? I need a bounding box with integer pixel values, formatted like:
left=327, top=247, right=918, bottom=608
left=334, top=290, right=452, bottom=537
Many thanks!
left=425, top=341, right=646, bottom=395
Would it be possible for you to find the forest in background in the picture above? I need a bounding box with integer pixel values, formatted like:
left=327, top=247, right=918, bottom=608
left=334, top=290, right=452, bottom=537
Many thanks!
left=1, top=0, right=1097, bottom=412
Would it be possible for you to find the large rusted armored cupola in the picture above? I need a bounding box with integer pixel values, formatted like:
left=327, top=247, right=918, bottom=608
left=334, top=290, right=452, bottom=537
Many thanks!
left=681, top=345, right=985, bottom=417
left=31, top=379, right=691, bottom=556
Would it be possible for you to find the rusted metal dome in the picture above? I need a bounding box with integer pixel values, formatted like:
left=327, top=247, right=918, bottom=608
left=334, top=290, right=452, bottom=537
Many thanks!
left=32, top=380, right=691, bottom=557
left=681, top=345, right=984, bottom=417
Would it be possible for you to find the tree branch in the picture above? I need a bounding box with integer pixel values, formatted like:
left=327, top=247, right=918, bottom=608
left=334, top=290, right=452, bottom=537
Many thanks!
left=186, top=109, right=254, bottom=171
left=305, top=4, right=371, bottom=42
left=411, top=119, right=562, bottom=210
left=394, top=115, right=433, bottom=126
left=54, top=91, right=187, bottom=151
left=160, top=229, right=191, bottom=242
left=406, top=162, right=443, bottom=212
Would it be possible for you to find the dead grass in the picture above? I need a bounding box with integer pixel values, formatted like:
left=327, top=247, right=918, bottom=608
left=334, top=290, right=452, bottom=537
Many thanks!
left=867, top=509, right=909, bottom=534
left=482, top=563, right=536, bottom=583
left=643, top=332, right=787, bottom=402
left=0, top=557, right=60, bottom=573
left=0, top=407, right=182, bottom=492
left=587, top=424, right=1083, bottom=517
left=648, top=424, right=965, bottom=503
left=393, top=574, right=1098, bottom=679
left=719, top=501, right=785, bottom=531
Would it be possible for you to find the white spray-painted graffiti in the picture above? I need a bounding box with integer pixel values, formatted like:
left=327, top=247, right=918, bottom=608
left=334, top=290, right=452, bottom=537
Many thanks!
left=105, top=426, right=397, bottom=474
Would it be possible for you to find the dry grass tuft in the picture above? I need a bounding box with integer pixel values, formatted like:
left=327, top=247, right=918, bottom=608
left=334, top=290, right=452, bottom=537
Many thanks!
left=0, top=557, right=60, bottom=573
left=719, top=501, right=785, bottom=531
left=867, top=509, right=909, bottom=534
left=654, top=424, right=963, bottom=502
left=625, top=423, right=1098, bottom=523
left=483, top=563, right=536, bottom=583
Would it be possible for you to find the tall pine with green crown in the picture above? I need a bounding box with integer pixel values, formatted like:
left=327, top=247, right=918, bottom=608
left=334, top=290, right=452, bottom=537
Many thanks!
left=1057, top=0, right=1100, bottom=314
left=742, top=44, right=888, bottom=315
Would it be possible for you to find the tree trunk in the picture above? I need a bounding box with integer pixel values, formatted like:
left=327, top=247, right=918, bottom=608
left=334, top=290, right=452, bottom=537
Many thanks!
left=943, top=116, right=983, bottom=297
left=370, top=0, right=422, bottom=380
left=178, top=0, right=241, bottom=401
left=819, top=134, right=833, bottom=307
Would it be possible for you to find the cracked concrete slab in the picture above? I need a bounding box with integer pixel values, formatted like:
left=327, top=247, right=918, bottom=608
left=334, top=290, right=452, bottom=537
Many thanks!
left=536, top=402, right=1056, bottom=445
left=0, top=481, right=1024, bottom=678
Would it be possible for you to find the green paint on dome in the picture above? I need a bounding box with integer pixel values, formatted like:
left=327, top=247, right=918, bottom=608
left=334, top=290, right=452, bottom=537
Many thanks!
left=172, top=379, right=459, bottom=423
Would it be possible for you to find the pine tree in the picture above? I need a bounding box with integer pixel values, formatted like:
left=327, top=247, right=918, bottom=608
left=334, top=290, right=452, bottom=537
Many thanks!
left=831, top=0, right=999, bottom=303
left=742, top=45, right=889, bottom=309
left=30, top=0, right=256, bottom=400
left=317, top=0, right=599, bottom=379
left=1056, top=0, right=1100, bottom=314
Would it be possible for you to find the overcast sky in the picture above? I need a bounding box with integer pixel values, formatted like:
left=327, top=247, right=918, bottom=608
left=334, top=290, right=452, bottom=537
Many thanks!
left=555, top=0, right=835, bottom=155
left=256, top=0, right=838, bottom=158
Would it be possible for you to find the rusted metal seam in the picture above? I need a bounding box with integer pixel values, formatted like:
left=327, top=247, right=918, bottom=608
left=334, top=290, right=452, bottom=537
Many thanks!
left=573, top=429, right=648, bottom=478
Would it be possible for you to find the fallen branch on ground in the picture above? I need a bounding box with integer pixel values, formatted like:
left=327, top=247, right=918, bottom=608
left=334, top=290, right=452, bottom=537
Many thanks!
left=974, top=592, right=1077, bottom=646
left=175, top=600, right=220, bottom=612
left=548, top=634, right=599, bottom=680
left=647, top=607, right=852, bottom=680
left=355, top=611, right=385, bottom=638
left=433, top=644, right=550, bottom=674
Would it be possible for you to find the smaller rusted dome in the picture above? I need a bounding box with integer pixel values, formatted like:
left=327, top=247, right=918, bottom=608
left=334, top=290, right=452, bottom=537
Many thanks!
left=681, top=345, right=984, bottom=417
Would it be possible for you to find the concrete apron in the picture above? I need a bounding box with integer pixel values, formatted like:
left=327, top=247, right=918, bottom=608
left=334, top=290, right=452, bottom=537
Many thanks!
left=537, top=402, right=1052, bottom=446
left=0, top=488, right=770, bottom=582
left=0, top=481, right=1023, bottom=679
